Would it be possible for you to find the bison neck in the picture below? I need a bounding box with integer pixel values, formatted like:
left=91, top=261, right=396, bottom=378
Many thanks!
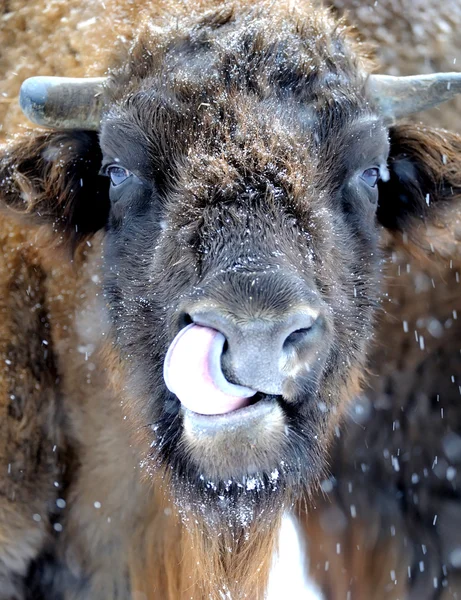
left=129, top=485, right=288, bottom=599
left=129, top=489, right=325, bottom=600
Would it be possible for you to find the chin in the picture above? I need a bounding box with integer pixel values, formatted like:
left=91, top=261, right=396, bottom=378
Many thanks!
left=142, top=390, right=326, bottom=524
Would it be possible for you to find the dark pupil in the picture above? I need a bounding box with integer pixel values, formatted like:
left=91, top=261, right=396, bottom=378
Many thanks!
left=361, top=167, right=380, bottom=188
left=108, top=166, right=130, bottom=186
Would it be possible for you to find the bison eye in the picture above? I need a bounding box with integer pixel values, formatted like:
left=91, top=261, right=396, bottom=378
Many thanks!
left=106, top=165, right=132, bottom=187
left=360, top=167, right=380, bottom=188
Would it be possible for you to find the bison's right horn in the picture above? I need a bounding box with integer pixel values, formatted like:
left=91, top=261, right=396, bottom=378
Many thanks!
left=19, top=76, right=106, bottom=130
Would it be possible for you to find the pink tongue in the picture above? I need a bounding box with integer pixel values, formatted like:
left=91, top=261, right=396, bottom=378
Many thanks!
left=163, top=324, right=257, bottom=415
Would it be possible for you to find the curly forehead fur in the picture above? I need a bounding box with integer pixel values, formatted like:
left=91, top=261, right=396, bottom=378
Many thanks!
left=104, top=3, right=374, bottom=167
left=110, top=3, right=372, bottom=93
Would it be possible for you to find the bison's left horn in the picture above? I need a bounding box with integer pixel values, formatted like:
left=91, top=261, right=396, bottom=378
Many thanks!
left=368, top=73, right=461, bottom=121
left=19, top=76, right=106, bottom=130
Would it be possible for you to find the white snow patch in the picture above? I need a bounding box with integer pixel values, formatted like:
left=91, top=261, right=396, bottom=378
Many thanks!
left=77, top=17, right=97, bottom=29
left=266, top=512, right=324, bottom=600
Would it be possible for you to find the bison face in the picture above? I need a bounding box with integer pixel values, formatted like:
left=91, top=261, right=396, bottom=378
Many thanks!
left=90, top=13, right=393, bottom=514
left=99, top=71, right=390, bottom=511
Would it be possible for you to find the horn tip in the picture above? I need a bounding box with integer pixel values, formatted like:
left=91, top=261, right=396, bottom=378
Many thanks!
left=19, top=77, right=50, bottom=125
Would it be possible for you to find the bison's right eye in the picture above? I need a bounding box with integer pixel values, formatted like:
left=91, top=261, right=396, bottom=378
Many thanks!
left=107, top=165, right=132, bottom=187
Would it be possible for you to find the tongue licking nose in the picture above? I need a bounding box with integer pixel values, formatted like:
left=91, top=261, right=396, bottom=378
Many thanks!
left=163, top=324, right=257, bottom=415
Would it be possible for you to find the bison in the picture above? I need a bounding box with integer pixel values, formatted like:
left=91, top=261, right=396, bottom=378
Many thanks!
left=1, top=1, right=461, bottom=599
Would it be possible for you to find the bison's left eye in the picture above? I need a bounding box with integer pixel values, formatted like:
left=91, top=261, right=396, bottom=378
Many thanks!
left=106, top=165, right=132, bottom=187
left=360, top=167, right=380, bottom=188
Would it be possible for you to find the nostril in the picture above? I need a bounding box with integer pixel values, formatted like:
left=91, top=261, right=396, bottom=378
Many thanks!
left=283, top=327, right=313, bottom=349
left=178, top=312, right=193, bottom=330
left=282, top=311, right=324, bottom=352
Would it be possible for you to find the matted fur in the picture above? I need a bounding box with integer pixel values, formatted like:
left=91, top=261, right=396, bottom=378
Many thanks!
left=0, top=2, right=461, bottom=600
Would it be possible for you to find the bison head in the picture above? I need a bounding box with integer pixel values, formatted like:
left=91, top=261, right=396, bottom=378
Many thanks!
left=2, top=4, right=461, bottom=523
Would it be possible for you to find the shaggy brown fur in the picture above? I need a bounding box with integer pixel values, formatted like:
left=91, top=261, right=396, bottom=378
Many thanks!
left=306, top=242, right=461, bottom=598
left=0, top=2, right=461, bottom=600
left=305, top=129, right=461, bottom=599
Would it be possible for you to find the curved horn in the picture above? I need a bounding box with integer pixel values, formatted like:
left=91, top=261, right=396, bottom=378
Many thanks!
left=368, top=72, right=461, bottom=122
left=19, top=76, right=106, bottom=130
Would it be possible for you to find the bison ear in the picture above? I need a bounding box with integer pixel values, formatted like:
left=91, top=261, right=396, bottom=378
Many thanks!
left=377, top=124, right=461, bottom=237
left=0, top=129, right=109, bottom=246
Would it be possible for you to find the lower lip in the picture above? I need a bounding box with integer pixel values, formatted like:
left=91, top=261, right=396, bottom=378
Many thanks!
left=182, top=396, right=282, bottom=433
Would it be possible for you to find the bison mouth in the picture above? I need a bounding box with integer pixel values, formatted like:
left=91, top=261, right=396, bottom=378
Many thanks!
left=162, top=323, right=294, bottom=481
left=163, top=323, right=288, bottom=426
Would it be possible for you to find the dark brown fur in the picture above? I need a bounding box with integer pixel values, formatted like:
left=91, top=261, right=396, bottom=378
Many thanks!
left=0, top=2, right=460, bottom=599
left=306, top=127, right=461, bottom=600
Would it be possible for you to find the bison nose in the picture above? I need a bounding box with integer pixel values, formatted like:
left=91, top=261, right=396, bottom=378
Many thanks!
left=187, top=307, right=323, bottom=396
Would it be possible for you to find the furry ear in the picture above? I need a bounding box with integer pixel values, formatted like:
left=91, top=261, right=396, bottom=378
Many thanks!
left=377, top=124, right=461, bottom=234
left=0, top=130, right=109, bottom=246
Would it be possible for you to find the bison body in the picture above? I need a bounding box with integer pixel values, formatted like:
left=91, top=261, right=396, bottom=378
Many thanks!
left=0, top=1, right=461, bottom=599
